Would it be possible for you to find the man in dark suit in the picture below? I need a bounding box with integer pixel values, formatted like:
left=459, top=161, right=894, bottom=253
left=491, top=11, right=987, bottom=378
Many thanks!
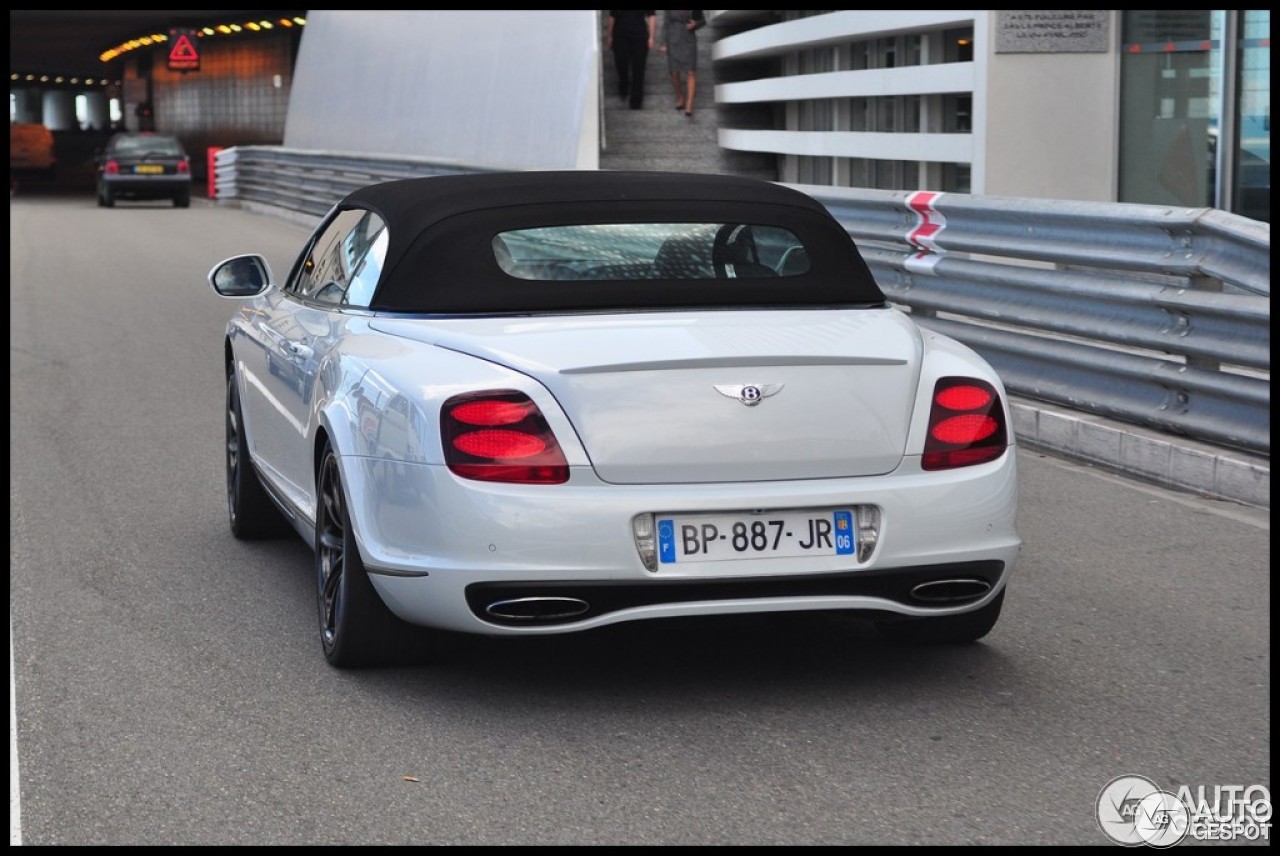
left=607, top=11, right=657, bottom=109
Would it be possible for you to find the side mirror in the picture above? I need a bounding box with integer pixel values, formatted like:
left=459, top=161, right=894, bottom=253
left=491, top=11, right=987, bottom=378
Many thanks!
left=208, top=255, right=272, bottom=298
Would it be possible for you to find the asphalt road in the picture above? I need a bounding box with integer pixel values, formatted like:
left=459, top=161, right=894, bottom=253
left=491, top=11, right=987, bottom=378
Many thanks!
left=9, top=188, right=1271, bottom=846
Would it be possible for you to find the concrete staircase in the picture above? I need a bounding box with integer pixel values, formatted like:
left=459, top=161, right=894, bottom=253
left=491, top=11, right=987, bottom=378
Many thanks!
left=597, top=15, right=774, bottom=179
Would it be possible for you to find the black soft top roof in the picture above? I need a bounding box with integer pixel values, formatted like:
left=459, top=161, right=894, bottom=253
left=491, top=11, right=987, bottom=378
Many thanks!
left=336, top=171, right=885, bottom=313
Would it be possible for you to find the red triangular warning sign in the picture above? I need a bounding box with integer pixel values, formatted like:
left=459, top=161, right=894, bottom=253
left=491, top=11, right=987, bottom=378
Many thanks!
left=168, top=32, right=200, bottom=70
left=170, top=35, right=199, bottom=61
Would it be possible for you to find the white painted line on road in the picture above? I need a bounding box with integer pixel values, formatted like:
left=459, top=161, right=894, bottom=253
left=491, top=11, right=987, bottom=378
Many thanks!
left=10, top=621, right=21, bottom=846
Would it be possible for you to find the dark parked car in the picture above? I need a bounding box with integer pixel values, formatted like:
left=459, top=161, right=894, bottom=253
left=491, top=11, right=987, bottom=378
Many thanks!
left=96, top=132, right=192, bottom=208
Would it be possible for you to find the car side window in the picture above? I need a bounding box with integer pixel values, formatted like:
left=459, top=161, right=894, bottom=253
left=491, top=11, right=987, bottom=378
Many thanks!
left=345, top=227, right=389, bottom=308
left=288, top=208, right=387, bottom=307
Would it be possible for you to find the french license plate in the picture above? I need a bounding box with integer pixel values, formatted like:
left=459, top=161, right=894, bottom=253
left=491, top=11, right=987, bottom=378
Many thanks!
left=134, top=165, right=164, bottom=174
left=657, top=509, right=855, bottom=565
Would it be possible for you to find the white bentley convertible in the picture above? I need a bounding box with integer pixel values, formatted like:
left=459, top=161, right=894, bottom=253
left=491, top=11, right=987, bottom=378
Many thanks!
left=209, top=171, right=1020, bottom=668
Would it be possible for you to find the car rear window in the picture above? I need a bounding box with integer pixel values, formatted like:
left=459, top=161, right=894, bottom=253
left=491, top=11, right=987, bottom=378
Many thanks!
left=492, top=223, right=811, bottom=281
left=110, top=135, right=185, bottom=156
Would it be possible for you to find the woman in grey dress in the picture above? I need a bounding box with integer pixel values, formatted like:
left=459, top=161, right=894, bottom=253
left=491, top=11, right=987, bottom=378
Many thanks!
left=658, top=10, right=705, bottom=116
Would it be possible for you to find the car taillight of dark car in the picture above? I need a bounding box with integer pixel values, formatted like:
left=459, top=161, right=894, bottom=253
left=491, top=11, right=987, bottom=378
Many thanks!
left=921, top=377, right=1009, bottom=471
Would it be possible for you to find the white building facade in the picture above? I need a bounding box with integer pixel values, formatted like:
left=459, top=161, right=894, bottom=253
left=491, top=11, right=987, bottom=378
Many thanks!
left=711, top=10, right=1269, bottom=223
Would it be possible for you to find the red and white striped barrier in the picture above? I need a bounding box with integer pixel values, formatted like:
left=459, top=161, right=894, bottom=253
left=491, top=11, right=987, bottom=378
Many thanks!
left=904, top=190, right=945, bottom=274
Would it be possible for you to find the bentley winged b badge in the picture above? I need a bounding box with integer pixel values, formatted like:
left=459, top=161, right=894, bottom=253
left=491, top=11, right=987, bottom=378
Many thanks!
left=714, top=383, right=784, bottom=406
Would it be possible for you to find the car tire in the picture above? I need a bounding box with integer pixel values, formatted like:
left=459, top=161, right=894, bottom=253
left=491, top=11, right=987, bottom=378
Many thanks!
left=226, top=371, right=289, bottom=540
left=98, top=184, right=114, bottom=207
left=315, top=441, right=420, bottom=668
left=876, top=589, right=1005, bottom=645
left=174, top=190, right=190, bottom=208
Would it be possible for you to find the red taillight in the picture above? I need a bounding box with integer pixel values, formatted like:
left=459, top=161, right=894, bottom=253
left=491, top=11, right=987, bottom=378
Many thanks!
left=931, top=413, right=999, bottom=445
left=935, top=385, right=992, bottom=411
left=441, top=391, right=568, bottom=484
left=453, top=429, right=546, bottom=459
left=177, top=159, right=190, bottom=174
left=921, top=378, right=1008, bottom=471
left=103, top=160, right=121, bottom=175
left=451, top=399, right=534, bottom=426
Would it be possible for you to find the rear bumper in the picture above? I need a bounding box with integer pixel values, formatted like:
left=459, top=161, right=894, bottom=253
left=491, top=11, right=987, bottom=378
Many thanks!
left=101, top=174, right=190, bottom=197
left=465, top=560, right=1007, bottom=627
left=352, top=449, right=1021, bottom=635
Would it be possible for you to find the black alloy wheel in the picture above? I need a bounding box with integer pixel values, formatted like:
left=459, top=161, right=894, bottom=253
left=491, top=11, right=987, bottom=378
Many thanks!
left=315, top=441, right=418, bottom=668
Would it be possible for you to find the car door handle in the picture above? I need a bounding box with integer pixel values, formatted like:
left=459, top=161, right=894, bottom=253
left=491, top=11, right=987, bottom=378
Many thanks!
left=284, top=341, right=313, bottom=360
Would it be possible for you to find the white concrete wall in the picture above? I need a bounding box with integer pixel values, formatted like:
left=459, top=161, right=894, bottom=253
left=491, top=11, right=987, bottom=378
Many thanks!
left=980, top=14, right=1120, bottom=201
left=283, top=11, right=600, bottom=170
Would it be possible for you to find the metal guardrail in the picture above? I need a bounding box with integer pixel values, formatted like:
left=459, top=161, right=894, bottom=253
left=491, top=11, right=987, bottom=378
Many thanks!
left=213, top=146, right=505, bottom=219
left=214, top=147, right=1271, bottom=457
left=800, top=186, right=1269, bottom=456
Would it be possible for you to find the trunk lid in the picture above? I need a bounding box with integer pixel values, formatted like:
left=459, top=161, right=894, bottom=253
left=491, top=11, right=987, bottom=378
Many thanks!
left=372, top=309, right=922, bottom=484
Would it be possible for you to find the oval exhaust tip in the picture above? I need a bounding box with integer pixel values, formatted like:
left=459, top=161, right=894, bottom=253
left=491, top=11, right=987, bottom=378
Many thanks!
left=910, top=578, right=992, bottom=604
left=485, top=596, right=590, bottom=622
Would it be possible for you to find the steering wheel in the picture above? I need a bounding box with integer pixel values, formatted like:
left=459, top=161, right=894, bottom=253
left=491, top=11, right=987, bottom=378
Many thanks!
left=711, top=225, right=768, bottom=278
left=712, top=223, right=761, bottom=278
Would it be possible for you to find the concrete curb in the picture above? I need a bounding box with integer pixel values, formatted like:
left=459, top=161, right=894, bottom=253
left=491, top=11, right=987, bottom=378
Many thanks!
left=1012, top=399, right=1270, bottom=511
